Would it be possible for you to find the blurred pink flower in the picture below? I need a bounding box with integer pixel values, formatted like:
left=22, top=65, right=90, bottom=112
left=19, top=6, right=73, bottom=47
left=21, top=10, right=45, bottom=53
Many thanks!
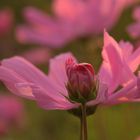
left=0, top=8, right=13, bottom=37
left=0, top=31, right=140, bottom=111
left=21, top=47, right=52, bottom=65
left=0, top=95, right=24, bottom=136
left=16, top=0, right=134, bottom=47
left=98, top=31, right=140, bottom=105
left=136, top=136, right=140, bottom=140
left=127, top=6, right=140, bottom=39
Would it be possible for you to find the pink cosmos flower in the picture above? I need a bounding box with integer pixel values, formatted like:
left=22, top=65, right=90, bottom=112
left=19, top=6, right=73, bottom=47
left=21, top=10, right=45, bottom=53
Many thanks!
left=0, top=8, right=13, bottom=37
left=0, top=95, right=24, bottom=136
left=127, top=6, right=140, bottom=39
left=0, top=31, right=140, bottom=112
left=16, top=0, right=134, bottom=47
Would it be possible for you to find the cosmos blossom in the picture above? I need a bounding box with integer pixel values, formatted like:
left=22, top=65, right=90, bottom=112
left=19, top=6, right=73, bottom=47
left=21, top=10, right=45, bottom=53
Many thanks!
left=127, top=6, right=140, bottom=39
left=0, top=95, right=25, bottom=136
left=0, top=8, right=13, bottom=37
left=16, top=0, right=134, bottom=48
left=0, top=31, right=140, bottom=112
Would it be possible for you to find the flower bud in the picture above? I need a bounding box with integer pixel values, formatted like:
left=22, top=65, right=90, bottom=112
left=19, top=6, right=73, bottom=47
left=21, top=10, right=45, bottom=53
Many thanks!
left=65, top=58, right=96, bottom=103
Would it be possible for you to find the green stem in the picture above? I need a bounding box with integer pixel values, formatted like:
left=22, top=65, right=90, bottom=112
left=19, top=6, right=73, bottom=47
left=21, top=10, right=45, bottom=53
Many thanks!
left=80, top=104, right=88, bottom=140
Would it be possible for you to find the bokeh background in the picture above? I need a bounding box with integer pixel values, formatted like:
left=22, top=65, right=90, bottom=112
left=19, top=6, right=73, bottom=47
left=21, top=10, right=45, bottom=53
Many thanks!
left=0, top=0, right=140, bottom=140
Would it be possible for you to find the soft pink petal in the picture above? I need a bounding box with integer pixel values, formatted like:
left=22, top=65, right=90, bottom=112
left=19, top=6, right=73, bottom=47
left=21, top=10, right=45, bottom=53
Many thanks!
left=106, top=88, right=140, bottom=105
left=53, top=0, right=86, bottom=21
left=87, top=82, right=108, bottom=106
left=31, top=85, right=79, bottom=110
left=106, top=40, right=135, bottom=83
left=0, top=66, right=34, bottom=99
left=100, top=31, right=135, bottom=92
left=1, top=56, right=66, bottom=100
left=127, top=22, right=140, bottom=38
left=98, top=62, right=112, bottom=88
left=16, top=23, right=75, bottom=47
left=119, top=40, right=140, bottom=73
left=21, top=47, right=51, bottom=65
left=18, top=0, right=138, bottom=47
left=127, top=47, right=140, bottom=72
left=48, top=52, right=77, bottom=96
left=23, top=7, right=55, bottom=26
left=16, top=26, right=67, bottom=47
left=127, top=7, right=140, bottom=38
left=16, top=7, right=76, bottom=47
left=132, top=7, right=140, bottom=21
left=119, top=41, right=133, bottom=59
left=106, top=79, right=137, bottom=103
left=53, top=0, right=132, bottom=35
left=15, top=0, right=136, bottom=47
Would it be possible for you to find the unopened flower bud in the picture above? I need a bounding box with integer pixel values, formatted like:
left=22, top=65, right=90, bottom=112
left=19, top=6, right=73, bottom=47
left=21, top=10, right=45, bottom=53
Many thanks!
left=65, top=58, right=96, bottom=103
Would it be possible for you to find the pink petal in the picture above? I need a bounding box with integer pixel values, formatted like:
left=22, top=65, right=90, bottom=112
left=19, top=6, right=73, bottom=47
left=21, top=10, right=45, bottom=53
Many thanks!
left=119, top=41, right=133, bottom=60
left=127, top=22, right=140, bottom=38
left=106, top=88, right=139, bottom=105
left=127, top=47, right=140, bottom=72
left=48, top=52, right=77, bottom=96
left=15, top=0, right=136, bottom=48
left=1, top=56, right=66, bottom=100
left=21, top=47, right=51, bottom=65
left=106, top=39, right=135, bottom=85
left=53, top=0, right=86, bottom=20
left=119, top=41, right=140, bottom=73
left=106, top=79, right=137, bottom=103
left=98, top=62, right=112, bottom=90
left=132, top=7, right=140, bottom=21
left=129, top=74, right=140, bottom=101
left=23, top=7, right=55, bottom=26
left=31, top=84, right=79, bottom=110
left=16, top=7, right=76, bottom=47
left=53, top=0, right=131, bottom=35
left=16, top=23, right=75, bottom=48
left=87, top=82, right=108, bottom=106
left=127, top=7, right=140, bottom=38
left=100, top=31, right=135, bottom=92
left=0, top=66, right=34, bottom=99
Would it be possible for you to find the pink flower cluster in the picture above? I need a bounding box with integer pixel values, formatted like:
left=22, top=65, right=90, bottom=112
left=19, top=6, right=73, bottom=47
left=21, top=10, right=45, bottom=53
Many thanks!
left=16, top=0, right=134, bottom=47
left=0, top=31, right=140, bottom=111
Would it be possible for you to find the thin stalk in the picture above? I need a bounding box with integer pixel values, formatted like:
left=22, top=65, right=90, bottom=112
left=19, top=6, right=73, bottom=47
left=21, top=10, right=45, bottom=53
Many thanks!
left=80, top=104, right=88, bottom=140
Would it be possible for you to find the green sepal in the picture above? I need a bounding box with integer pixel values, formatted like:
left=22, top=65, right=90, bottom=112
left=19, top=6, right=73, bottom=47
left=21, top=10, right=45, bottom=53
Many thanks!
left=68, top=105, right=98, bottom=118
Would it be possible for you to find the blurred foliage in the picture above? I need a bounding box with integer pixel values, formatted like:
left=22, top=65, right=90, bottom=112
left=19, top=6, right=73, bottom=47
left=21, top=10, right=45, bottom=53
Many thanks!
left=0, top=0, right=140, bottom=140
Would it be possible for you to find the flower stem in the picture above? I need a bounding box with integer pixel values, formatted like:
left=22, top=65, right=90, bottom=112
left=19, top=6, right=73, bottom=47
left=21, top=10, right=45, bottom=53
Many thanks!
left=80, top=104, right=88, bottom=140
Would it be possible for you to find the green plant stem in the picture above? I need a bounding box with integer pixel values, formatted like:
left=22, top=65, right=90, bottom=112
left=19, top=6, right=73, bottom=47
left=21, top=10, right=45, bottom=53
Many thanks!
left=80, top=104, right=88, bottom=140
